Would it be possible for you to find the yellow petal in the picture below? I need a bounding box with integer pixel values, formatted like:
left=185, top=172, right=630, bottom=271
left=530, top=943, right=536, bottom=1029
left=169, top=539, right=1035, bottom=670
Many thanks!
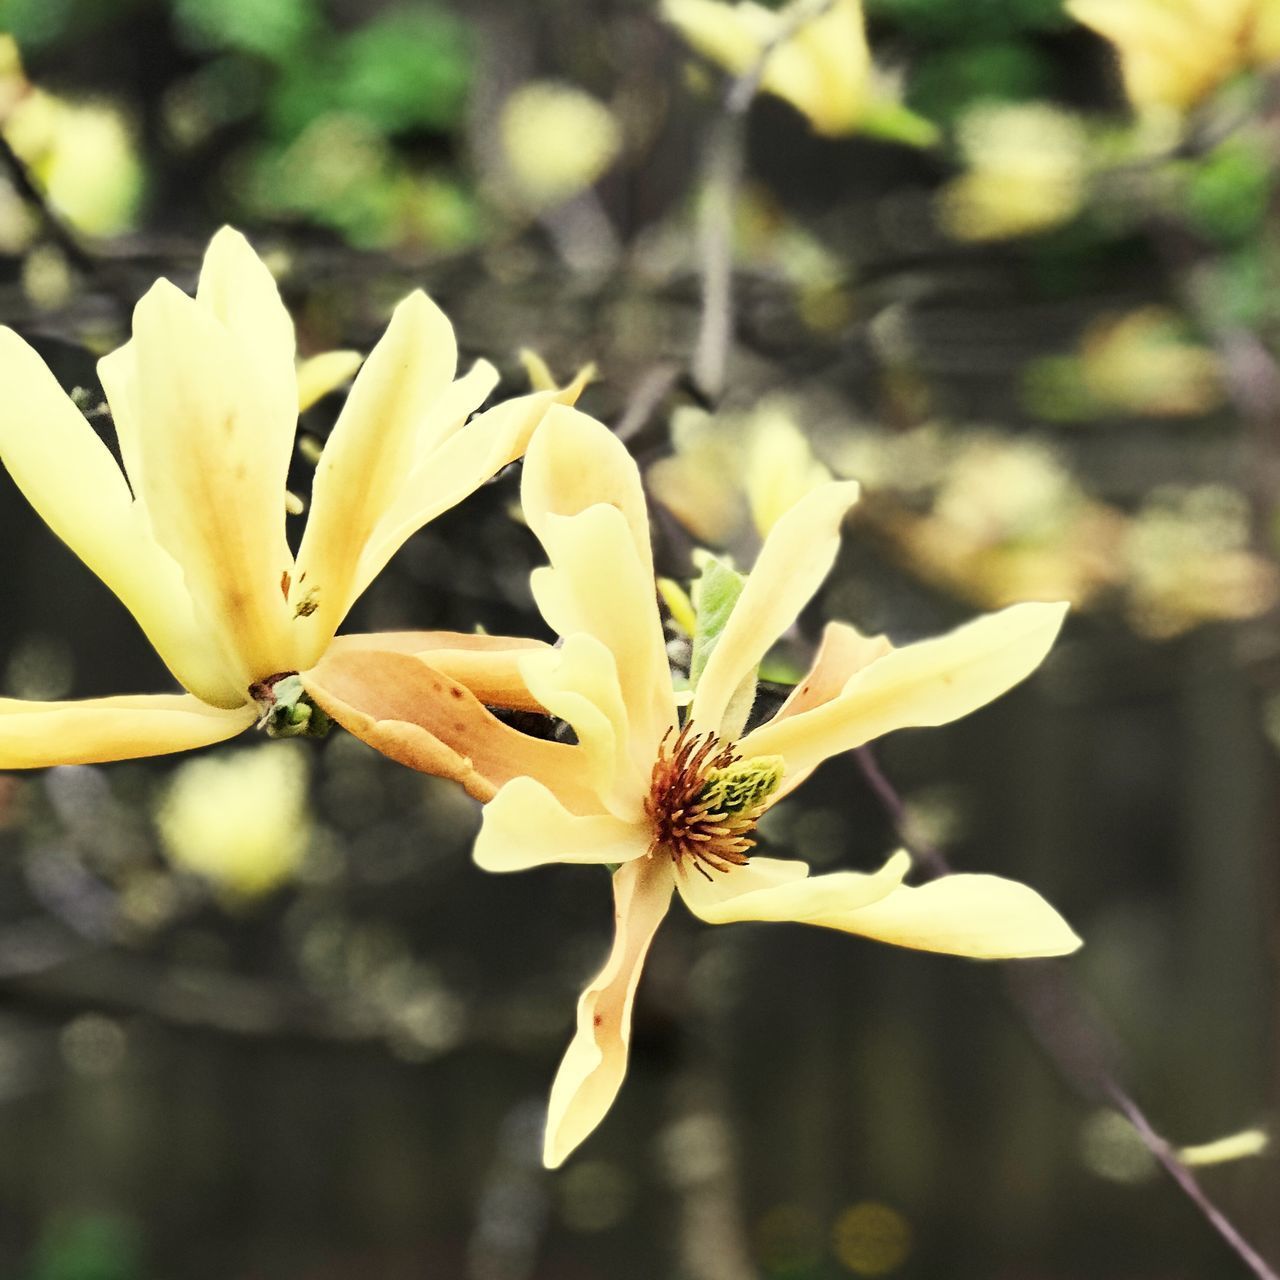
left=324, top=630, right=553, bottom=712
left=0, top=694, right=254, bottom=768
left=349, top=374, right=578, bottom=613
left=300, top=648, right=597, bottom=809
left=774, top=621, right=892, bottom=721
left=677, top=851, right=899, bottom=925
left=296, top=349, right=364, bottom=412
left=741, top=601, right=1068, bottom=781
left=474, top=776, right=652, bottom=872
left=816, top=866, right=1082, bottom=958
left=692, top=481, right=859, bottom=739
left=522, top=405, right=656, bottom=581
left=522, top=406, right=674, bottom=759
left=130, top=277, right=296, bottom=685
left=518, top=634, right=647, bottom=820
left=0, top=327, right=241, bottom=707
left=663, top=0, right=871, bottom=135
left=531, top=502, right=675, bottom=768
left=544, top=857, right=674, bottom=1168
left=195, top=227, right=298, bottom=436
left=291, top=291, right=462, bottom=662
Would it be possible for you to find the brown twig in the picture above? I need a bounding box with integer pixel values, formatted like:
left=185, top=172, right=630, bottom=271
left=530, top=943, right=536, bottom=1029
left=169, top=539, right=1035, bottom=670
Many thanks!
left=854, top=745, right=1280, bottom=1280
left=0, top=133, right=98, bottom=276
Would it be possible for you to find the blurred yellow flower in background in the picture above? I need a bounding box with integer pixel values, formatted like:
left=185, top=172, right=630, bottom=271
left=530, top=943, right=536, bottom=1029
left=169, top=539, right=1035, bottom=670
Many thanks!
left=156, top=744, right=310, bottom=902
left=0, top=38, right=143, bottom=237
left=0, top=227, right=583, bottom=775
left=1067, top=0, right=1280, bottom=114
left=649, top=398, right=835, bottom=547
left=662, top=0, right=934, bottom=142
left=498, top=81, right=623, bottom=210
left=937, top=102, right=1087, bottom=242
left=936, top=101, right=1085, bottom=243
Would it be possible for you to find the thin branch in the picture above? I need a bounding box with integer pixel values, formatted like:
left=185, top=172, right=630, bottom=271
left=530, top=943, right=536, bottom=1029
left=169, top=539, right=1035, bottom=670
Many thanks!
left=0, top=134, right=98, bottom=276
left=854, top=745, right=1280, bottom=1280
left=691, top=0, right=833, bottom=402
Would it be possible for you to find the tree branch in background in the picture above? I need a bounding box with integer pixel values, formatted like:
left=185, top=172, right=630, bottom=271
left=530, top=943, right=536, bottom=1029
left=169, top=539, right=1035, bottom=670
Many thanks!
left=691, top=0, right=833, bottom=402
left=854, top=745, right=1280, bottom=1280
left=0, top=133, right=97, bottom=276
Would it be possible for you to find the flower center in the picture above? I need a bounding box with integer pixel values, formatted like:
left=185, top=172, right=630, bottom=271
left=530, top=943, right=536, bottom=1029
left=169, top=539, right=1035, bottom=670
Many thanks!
left=644, top=724, right=784, bottom=880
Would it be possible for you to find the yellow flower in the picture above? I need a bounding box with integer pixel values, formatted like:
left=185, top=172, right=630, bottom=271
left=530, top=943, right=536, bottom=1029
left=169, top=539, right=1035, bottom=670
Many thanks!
left=649, top=399, right=835, bottom=548
left=937, top=102, right=1087, bottom=242
left=338, top=407, right=1079, bottom=1166
left=156, top=742, right=310, bottom=901
left=1067, top=0, right=1280, bottom=113
left=498, top=81, right=623, bottom=210
left=0, top=227, right=584, bottom=774
left=663, top=0, right=875, bottom=137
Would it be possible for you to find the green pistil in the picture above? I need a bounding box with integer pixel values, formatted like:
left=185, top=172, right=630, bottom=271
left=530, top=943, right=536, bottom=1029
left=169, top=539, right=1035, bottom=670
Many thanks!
left=699, top=754, right=784, bottom=815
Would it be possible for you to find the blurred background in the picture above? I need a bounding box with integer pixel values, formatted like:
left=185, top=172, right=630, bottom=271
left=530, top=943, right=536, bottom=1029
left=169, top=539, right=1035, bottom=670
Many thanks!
left=1, top=0, right=1278, bottom=1276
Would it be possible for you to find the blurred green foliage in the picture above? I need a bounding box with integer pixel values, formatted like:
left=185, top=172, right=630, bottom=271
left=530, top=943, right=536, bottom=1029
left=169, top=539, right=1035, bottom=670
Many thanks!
left=27, top=1214, right=141, bottom=1280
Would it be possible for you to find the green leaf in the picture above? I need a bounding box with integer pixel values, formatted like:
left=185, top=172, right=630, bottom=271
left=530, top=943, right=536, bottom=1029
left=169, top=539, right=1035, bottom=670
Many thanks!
left=688, top=557, right=747, bottom=691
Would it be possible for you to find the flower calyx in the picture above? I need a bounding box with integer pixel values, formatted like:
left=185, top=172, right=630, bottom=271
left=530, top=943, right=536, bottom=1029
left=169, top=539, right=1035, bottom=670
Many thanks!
left=250, top=672, right=332, bottom=739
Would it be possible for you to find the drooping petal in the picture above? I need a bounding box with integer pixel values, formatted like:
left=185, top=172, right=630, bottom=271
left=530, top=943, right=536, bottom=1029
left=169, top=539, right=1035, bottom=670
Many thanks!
left=0, top=327, right=241, bottom=707
left=517, top=634, right=647, bottom=820
left=676, top=847, right=1080, bottom=957
left=677, top=851, right=901, bottom=925
left=813, top=867, right=1082, bottom=958
left=130, top=278, right=296, bottom=686
left=291, top=291, right=462, bottom=663
left=531, top=502, right=675, bottom=769
left=300, top=648, right=597, bottom=809
left=740, top=601, right=1068, bottom=781
left=296, top=350, right=364, bottom=412
left=348, top=372, right=585, bottom=613
left=691, top=480, right=859, bottom=738
left=543, top=856, right=674, bottom=1168
left=474, top=776, right=652, bottom=872
left=0, top=694, right=255, bottom=769
left=323, top=631, right=553, bottom=712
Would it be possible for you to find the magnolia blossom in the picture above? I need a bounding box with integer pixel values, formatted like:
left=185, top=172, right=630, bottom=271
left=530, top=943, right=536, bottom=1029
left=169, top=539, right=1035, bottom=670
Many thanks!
left=662, top=0, right=872, bottom=136
left=317, top=407, right=1081, bottom=1167
left=1067, top=0, right=1280, bottom=113
left=0, top=227, right=583, bottom=771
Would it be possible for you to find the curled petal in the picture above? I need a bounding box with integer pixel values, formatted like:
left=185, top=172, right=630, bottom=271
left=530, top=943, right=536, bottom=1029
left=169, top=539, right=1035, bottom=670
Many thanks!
left=325, top=631, right=552, bottom=712
left=677, top=852, right=898, bottom=925
left=474, top=776, right=652, bottom=872
left=301, top=648, right=597, bottom=809
left=544, top=857, right=674, bottom=1168
left=691, top=480, right=859, bottom=738
left=0, top=327, right=239, bottom=706
left=741, top=601, right=1069, bottom=782
left=816, top=866, right=1082, bottom=958
left=532, top=503, right=675, bottom=768
left=519, top=635, right=647, bottom=820
left=0, top=694, right=254, bottom=769
left=523, top=405, right=655, bottom=580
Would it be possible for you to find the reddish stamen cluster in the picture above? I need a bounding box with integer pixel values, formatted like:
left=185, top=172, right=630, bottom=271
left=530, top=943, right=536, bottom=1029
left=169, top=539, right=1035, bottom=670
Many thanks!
left=644, top=724, right=763, bottom=880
